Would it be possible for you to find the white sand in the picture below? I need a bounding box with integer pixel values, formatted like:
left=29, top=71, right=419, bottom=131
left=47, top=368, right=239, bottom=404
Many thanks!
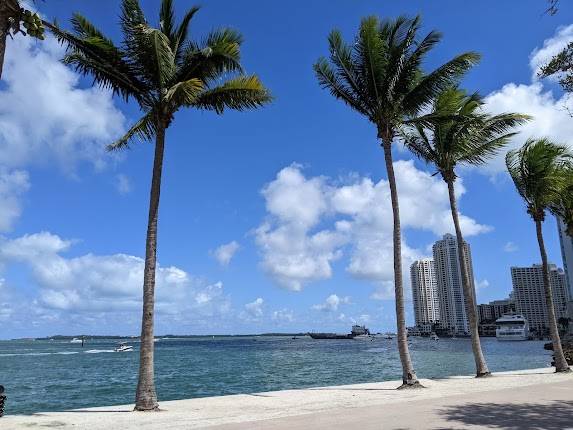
left=2, top=367, right=572, bottom=429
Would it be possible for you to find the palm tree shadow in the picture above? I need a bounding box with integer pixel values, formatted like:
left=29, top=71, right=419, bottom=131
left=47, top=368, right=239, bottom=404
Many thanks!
left=439, top=400, right=573, bottom=430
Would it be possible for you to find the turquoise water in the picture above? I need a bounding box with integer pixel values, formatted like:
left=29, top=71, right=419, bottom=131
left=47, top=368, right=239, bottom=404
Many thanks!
left=0, top=336, right=552, bottom=415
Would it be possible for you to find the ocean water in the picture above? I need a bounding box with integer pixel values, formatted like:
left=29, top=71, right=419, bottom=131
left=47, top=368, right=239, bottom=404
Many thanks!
left=0, top=336, right=553, bottom=415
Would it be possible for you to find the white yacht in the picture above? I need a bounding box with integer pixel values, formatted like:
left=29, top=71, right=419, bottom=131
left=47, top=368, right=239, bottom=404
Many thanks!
left=496, top=314, right=529, bottom=341
left=70, top=338, right=83, bottom=344
left=114, top=342, right=134, bottom=352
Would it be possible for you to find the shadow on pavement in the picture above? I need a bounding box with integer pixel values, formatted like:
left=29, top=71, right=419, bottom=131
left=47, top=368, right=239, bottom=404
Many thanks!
left=439, top=400, right=573, bottom=430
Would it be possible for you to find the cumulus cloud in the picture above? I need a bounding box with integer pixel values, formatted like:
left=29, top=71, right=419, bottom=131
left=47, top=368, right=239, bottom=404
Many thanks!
left=212, top=241, right=240, bottom=267
left=475, top=279, right=490, bottom=292
left=242, top=298, right=264, bottom=320
left=0, top=232, right=230, bottom=318
left=115, top=174, right=132, bottom=195
left=0, top=34, right=125, bottom=172
left=272, top=308, right=294, bottom=323
left=256, top=162, right=489, bottom=296
left=483, top=24, right=573, bottom=175
left=312, top=294, right=351, bottom=312
left=0, top=168, right=30, bottom=232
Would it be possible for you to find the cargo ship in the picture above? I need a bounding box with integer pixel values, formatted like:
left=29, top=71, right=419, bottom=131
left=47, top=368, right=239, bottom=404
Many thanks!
left=308, top=325, right=370, bottom=340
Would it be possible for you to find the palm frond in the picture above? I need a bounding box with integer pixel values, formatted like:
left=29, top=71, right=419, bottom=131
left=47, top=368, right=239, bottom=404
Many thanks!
left=107, top=111, right=157, bottom=151
left=314, top=58, right=371, bottom=117
left=159, top=0, right=175, bottom=40
left=506, top=138, right=573, bottom=218
left=193, top=75, right=272, bottom=113
left=173, top=6, right=200, bottom=60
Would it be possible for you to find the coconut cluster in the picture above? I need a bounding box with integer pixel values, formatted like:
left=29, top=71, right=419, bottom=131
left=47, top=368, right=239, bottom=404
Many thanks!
left=20, top=9, right=45, bottom=40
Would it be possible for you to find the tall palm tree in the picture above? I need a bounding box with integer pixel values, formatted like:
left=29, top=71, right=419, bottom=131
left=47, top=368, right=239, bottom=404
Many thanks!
left=50, top=0, right=271, bottom=410
left=314, top=15, right=479, bottom=387
left=403, top=87, right=529, bottom=377
left=506, top=138, right=572, bottom=373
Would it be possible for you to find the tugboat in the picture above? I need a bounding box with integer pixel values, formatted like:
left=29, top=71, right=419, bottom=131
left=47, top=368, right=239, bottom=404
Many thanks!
left=309, top=325, right=370, bottom=340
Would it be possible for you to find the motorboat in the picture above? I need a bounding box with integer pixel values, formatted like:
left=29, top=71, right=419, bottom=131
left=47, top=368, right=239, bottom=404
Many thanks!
left=353, top=334, right=375, bottom=341
left=430, top=332, right=439, bottom=341
left=70, top=338, right=83, bottom=344
left=496, top=314, right=529, bottom=341
left=114, top=342, right=134, bottom=352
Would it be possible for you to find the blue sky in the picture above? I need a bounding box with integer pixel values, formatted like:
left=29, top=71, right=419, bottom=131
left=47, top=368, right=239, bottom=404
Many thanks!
left=1, top=0, right=573, bottom=338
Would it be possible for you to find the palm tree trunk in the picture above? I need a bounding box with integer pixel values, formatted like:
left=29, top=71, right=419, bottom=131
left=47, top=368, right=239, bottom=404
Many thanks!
left=534, top=218, right=570, bottom=372
left=134, top=121, right=166, bottom=411
left=382, top=138, right=421, bottom=388
left=0, top=4, right=9, bottom=80
left=446, top=179, right=490, bottom=377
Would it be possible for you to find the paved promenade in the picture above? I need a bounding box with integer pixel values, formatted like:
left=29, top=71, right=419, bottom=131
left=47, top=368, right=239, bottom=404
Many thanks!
left=3, top=368, right=572, bottom=429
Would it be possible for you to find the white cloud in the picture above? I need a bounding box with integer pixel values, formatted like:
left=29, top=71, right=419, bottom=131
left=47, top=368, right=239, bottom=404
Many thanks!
left=272, top=308, right=294, bottom=323
left=242, top=298, right=264, bottom=320
left=0, top=168, right=30, bottom=232
left=475, top=279, right=490, bottom=292
left=483, top=25, right=573, bottom=176
left=312, top=294, right=350, bottom=312
left=504, top=241, right=519, bottom=252
left=0, top=232, right=230, bottom=318
left=115, top=174, right=132, bottom=195
left=529, top=24, right=573, bottom=80
left=0, top=34, right=125, bottom=172
left=212, top=241, right=240, bottom=267
left=256, top=162, right=489, bottom=295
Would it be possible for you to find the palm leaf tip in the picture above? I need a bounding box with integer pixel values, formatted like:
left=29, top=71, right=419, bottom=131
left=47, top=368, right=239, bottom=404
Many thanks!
left=195, top=75, right=272, bottom=114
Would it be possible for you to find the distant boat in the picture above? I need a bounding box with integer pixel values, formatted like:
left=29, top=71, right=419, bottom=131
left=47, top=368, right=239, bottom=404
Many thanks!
left=496, top=314, right=529, bottom=341
left=114, top=342, right=133, bottom=352
left=309, top=325, right=370, bottom=340
left=70, top=338, right=83, bottom=344
left=354, top=334, right=375, bottom=341
left=430, top=332, right=439, bottom=341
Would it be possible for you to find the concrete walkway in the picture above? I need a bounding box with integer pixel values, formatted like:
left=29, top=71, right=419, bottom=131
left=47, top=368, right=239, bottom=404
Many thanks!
left=2, top=368, right=572, bottom=429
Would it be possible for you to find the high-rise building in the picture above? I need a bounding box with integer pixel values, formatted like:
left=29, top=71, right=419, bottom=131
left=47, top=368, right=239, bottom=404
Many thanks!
left=477, top=297, right=515, bottom=324
left=410, top=259, right=440, bottom=327
left=433, top=233, right=475, bottom=335
left=511, top=264, right=570, bottom=333
left=556, top=217, right=573, bottom=298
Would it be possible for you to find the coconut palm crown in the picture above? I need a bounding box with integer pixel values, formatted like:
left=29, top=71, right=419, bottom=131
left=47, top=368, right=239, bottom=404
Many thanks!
left=49, top=0, right=271, bottom=411
left=404, top=88, right=529, bottom=183
left=506, top=138, right=572, bottom=373
left=403, top=87, right=529, bottom=377
left=50, top=0, right=271, bottom=149
left=314, top=15, right=479, bottom=387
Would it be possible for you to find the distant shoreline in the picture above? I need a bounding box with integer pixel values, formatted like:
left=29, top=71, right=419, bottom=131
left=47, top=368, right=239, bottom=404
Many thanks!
left=3, top=333, right=309, bottom=341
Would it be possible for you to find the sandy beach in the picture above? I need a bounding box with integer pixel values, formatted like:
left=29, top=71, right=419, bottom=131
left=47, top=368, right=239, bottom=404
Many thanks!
left=2, top=367, right=572, bottom=429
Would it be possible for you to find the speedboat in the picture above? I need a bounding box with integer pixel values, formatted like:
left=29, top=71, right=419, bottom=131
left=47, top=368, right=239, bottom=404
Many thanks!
left=114, top=342, right=134, bottom=352
left=70, top=338, right=83, bottom=344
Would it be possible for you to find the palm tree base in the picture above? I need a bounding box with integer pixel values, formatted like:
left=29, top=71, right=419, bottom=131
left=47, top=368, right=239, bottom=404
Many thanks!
left=133, top=405, right=161, bottom=412
left=397, top=380, right=425, bottom=389
left=554, top=367, right=572, bottom=373
left=476, top=371, right=492, bottom=378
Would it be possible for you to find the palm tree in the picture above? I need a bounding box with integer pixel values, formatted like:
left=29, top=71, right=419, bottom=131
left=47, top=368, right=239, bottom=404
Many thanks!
left=50, top=0, right=271, bottom=410
left=314, top=15, right=479, bottom=387
left=0, top=0, right=45, bottom=79
left=403, top=87, right=528, bottom=377
left=506, top=138, right=572, bottom=373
